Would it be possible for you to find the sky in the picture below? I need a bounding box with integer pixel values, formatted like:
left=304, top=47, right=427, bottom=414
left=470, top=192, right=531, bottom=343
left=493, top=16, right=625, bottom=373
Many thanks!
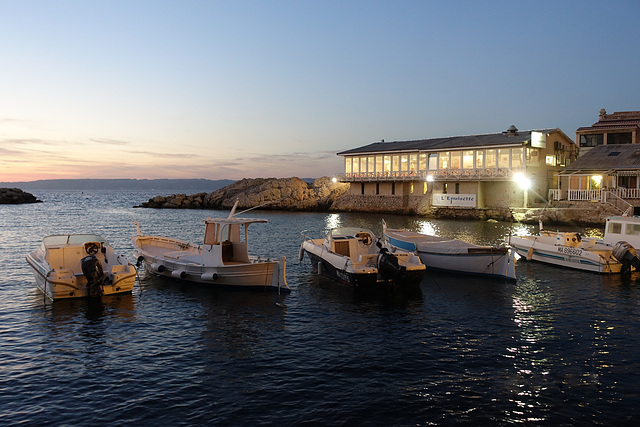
left=1, top=0, right=639, bottom=182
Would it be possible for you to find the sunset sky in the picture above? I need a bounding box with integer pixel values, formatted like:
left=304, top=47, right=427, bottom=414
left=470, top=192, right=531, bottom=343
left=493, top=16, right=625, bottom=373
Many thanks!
left=1, top=0, right=639, bottom=182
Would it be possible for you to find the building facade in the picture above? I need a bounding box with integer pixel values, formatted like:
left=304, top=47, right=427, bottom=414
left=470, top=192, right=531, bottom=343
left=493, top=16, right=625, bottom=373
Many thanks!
left=553, top=109, right=640, bottom=211
left=576, top=109, right=640, bottom=155
left=338, top=126, right=576, bottom=212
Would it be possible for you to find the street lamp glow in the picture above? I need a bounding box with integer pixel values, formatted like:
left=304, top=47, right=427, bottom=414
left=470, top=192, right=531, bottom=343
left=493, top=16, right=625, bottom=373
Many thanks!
left=426, top=175, right=434, bottom=182
left=332, top=177, right=337, bottom=183
left=514, top=172, right=531, bottom=190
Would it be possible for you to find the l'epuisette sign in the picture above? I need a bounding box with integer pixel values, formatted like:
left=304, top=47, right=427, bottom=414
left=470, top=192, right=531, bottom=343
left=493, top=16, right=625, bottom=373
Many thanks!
left=432, top=194, right=477, bottom=207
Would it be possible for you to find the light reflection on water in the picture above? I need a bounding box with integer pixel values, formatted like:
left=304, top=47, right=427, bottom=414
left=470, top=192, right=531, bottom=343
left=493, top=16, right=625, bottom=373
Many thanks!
left=2, top=190, right=640, bottom=425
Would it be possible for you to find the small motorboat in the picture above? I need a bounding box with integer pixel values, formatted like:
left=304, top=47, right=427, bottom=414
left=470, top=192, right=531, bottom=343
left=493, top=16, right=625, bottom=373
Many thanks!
left=507, top=221, right=640, bottom=274
left=133, top=202, right=288, bottom=293
left=26, top=234, right=137, bottom=300
left=299, top=226, right=426, bottom=287
left=383, top=220, right=516, bottom=280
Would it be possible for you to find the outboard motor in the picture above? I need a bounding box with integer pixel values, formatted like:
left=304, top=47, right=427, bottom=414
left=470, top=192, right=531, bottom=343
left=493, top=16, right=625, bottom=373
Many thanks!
left=612, top=241, right=640, bottom=272
left=81, top=255, right=106, bottom=297
left=376, top=241, right=406, bottom=281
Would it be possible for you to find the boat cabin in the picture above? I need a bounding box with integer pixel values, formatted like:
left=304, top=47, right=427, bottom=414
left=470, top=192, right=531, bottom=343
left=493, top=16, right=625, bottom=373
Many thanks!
left=203, top=217, right=268, bottom=264
left=326, top=228, right=376, bottom=259
left=604, top=216, right=640, bottom=248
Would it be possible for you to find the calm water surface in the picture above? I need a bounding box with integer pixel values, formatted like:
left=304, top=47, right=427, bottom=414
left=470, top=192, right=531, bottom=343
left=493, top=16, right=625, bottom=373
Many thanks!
left=2, top=190, right=640, bottom=425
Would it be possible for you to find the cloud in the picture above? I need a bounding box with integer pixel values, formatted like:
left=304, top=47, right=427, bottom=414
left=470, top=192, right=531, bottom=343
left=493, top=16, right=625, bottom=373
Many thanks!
left=90, top=138, right=133, bottom=146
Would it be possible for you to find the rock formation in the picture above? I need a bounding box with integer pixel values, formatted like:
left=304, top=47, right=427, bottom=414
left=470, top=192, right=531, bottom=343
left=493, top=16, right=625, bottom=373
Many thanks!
left=0, top=188, right=42, bottom=204
left=136, top=177, right=349, bottom=211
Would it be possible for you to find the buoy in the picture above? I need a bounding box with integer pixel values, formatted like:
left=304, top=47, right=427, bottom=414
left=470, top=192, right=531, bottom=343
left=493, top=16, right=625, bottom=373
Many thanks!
left=317, top=262, right=324, bottom=275
left=298, top=245, right=305, bottom=262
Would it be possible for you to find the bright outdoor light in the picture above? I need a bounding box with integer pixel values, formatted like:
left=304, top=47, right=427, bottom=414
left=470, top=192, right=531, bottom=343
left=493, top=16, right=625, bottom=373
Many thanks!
left=332, top=177, right=337, bottom=183
left=513, top=172, right=531, bottom=190
left=592, top=175, right=602, bottom=184
left=426, top=175, right=434, bottom=182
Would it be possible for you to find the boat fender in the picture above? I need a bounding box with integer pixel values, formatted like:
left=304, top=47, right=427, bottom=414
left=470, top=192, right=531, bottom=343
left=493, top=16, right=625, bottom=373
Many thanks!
left=136, top=256, right=144, bottom=267
left=201, top=272, right=219, bottom=281
left=151, top=263, right=165, bottom=273
left=298, top=245, right=305, bottom=262
left=171, top=270, right=187, bottom=279
left=526, top=247, right=533, bottom=261
left=317, top=261, right=323, bottom=275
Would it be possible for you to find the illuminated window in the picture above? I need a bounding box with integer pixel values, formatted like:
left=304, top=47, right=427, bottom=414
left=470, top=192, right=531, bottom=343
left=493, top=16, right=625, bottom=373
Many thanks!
left=511, top=148, right=523, bottom=168
left=345, top=157, right=352, bottom=174
left=384, top=155, right=391, bottom=172
left=450, top=151, right=461, bottom=169
left=400, top=154, right=408, bottom=171
left=485, top=150, right=496, bottom=169
left=392, top=155, right=400, bottom=171
left=419, top=153, right=427, bottom=171
left=353, top=157, right=360, bottom=173
left=439, top=152, right=450, bottom=169
left=360, top=157, right=367, bottom=173
left=463, top=150, right=474, bottom=169
left=409, top=154, right=418, bottom=172
left=475, top=151, right=484, bottom=169
left=423, top=182, right=428, bottom=194
left=375, top=156, right=383, bottom=173
left=368, top=156, right=374, bottom=174
left=498, top=149, right=509, bottom=168
left=428, top=154, right=438, bottom=170
left=546, top=155, right=556, bottom=166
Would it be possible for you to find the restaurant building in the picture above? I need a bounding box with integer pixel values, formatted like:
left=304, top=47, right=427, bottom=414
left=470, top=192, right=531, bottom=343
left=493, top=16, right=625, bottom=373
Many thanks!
left=337, top=126, right=576, bottom=213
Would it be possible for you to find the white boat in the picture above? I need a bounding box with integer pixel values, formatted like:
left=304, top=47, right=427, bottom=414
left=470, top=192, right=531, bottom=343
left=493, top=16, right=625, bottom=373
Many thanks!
left=507, top=220, right=640, bottom=274
left=383, top=220, right=516, bottom=280
left=132, top=203, right=288, bottom=293
left=299, top=226, right=426, bottom=287
left=26, top=234, right=137, bottom=300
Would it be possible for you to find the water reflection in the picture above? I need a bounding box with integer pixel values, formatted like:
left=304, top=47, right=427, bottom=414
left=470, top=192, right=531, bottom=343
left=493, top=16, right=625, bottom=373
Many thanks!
left=416, top=220, right=438, bottom=236
left=504, top=277, right=556, bottom=423
left=324, top=213, right=342, bottom=231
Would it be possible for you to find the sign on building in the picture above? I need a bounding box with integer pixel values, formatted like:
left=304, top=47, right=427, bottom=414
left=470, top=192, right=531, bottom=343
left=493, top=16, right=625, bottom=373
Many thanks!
left=432, top=194, right=477, bottom=207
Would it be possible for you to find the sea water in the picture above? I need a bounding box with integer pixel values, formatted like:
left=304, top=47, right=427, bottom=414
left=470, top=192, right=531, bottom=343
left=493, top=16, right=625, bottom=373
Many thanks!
left=1, top=190, right=640, bottom=425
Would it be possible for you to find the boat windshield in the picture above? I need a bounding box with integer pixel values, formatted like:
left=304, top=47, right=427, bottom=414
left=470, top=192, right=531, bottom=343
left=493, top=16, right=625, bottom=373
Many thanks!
left=43, top=234, right=106, bottom=246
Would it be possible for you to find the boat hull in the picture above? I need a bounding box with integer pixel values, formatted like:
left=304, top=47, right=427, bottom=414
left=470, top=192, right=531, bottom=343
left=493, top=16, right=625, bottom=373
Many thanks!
left=384, top=231, right=516, bottom=280
left=305, top=251, right=379, bottom=287
left=301, top=238, right=425, bottom=287
left=507, top=236, right=622, bottom=274
left=26, top=253, right=136, bottom=300
left=133, top=235, right=288, bottom=292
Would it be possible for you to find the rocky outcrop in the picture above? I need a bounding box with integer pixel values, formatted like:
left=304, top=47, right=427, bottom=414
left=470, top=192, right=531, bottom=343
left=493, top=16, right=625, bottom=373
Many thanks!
left=136, top=177, right=349, bottom=211
left=0, top=188, right=42, bottom=204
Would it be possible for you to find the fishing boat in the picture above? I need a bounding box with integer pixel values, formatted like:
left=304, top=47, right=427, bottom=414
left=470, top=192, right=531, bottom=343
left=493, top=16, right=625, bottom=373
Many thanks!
left=382, top=220, right=516, bottom=280
left=299, top=226, right=426, bottom=287
left=26, top=234, right=137, bottom=300
left=132, top=202, right=288, bottom=293
left=507, top=220, right=640, bottom=274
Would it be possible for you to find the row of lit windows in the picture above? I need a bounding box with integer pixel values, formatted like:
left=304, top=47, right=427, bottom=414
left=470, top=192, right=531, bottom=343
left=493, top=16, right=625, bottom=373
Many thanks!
left=344, top=148, right=539, bottom=174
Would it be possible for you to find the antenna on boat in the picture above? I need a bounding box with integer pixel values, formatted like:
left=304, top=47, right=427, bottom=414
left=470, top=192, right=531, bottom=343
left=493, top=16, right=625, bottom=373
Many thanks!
left=228, top=199, right=239, bottom=219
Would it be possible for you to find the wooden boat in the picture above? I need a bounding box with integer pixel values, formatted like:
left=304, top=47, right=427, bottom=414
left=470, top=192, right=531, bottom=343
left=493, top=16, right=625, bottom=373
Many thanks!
left=26, top=234, right=136, bottom=300
left=383, top=220, right=516, bottom=280
left=507, top=220, right=640, bottom=274
left=132, top=203, right=288, bottom=293
left=299, top=226, right=426, bottom=287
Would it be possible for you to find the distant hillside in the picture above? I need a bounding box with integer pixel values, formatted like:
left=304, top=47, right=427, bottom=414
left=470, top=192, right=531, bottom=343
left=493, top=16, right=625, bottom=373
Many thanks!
left=0, top=178, right=235, bottom=191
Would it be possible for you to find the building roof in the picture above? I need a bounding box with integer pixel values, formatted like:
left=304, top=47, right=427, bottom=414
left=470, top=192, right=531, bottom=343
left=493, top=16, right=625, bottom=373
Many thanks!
left=576, top=109, right=640, bottom=133
left=560, top=144, right=640, bottom=174
left=337, top=128, right=562, bottom=156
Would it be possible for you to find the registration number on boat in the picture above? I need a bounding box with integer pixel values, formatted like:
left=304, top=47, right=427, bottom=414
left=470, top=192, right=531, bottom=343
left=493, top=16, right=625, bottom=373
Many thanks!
left=558, top=247, right=582, bottom=256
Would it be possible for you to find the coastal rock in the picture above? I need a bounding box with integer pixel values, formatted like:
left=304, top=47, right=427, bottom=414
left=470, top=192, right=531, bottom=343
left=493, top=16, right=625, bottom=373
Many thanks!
left=0, top=188, right=42, bottom=204
left=136, top=178, right=349, bottom=211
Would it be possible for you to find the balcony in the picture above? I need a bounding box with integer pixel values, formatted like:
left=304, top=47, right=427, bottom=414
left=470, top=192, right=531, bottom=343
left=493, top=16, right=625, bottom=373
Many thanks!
left=338, top=168, right=519, bottom=182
